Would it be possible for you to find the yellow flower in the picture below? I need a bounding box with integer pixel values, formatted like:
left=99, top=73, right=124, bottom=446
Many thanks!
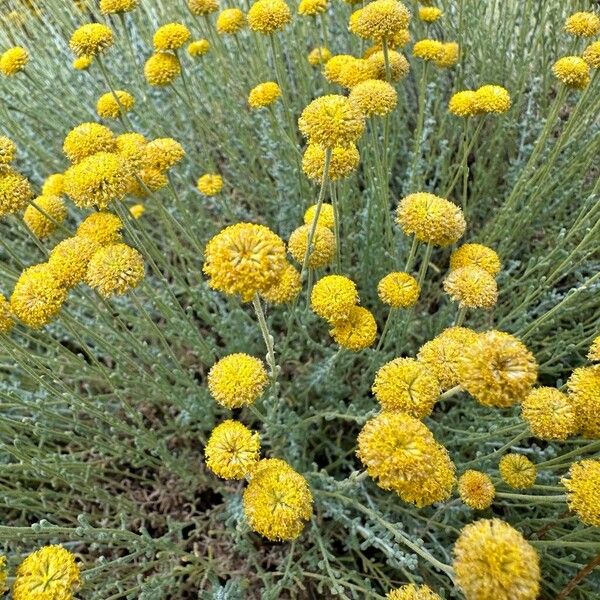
left=396, top=192, right=466, bottom=247
left=458, top=331, right=538, bottom=408
left=302, top=144, right=360, bottom=181
left=357, top=411, right=455, bottom=507
left=364, top=28, right=410, bottom=56
left=205, top=420, right=261, bottom=479
left=583, top=41, right=600, bottom=69
left=0, top=46, right=28, bottom=75
left=474, top=84, right=512, bottom=113
left=443, top=266, right=498, bottom=310
left=521, top=387, right=577, bottom=441
left=69, top=23, right=114, bottom=57
left=10, top=264, right=67, bottom=328
left=64, top=152, right=132, bottom=209
left=248, top=0, right=291, bottom=34
left=204, top=223, right=287, bottom=301
left=129, top=203, right=145, bottom=219
left=23, top=196, right=67, bottom=239
left=304, top=203, right=335, bottom=229
left=100, top=0, right=138, bottom=14
left=418, top=7, right=441, bottom=22
left=0, top=169, right=34, bottom=217
left=552, top=56, right=590, bottom=89
left=298, top=0, right=327, bottom=16
left=453, top=519, right=540, bottom=600
left=373, top=357, right=440, bottom=418
left=323, top=54, right=355, bottom=84
left=298, top=95, right=365, bottom=148
left=153, top=23, right=191, bottom=51
left=564, top=12, right=600, bottom=37
left=77, top=211, right=123, bottom=246
left=0, top=294, right=14, bottom=334
left=13, top=545, right=81, bottom=600
left=73, top=55, right=93, bottom=70
left=208, top=353, right=269, bottom=408
left=0, top=136, right=16, bottom=166
left=417, top=327, right=479, bottom=390
left=144, top=137, right=185, bottom=171
left=337, top=57, right=378, bottom=88
left=588, top=335, right=600, bottom=361
left=49, top=236, right=101, bottom=288
left=499, top=453, right=537, bottom=489
left=561, top=459, right=600, bottom=527
left=116, top=132, right=147, bottom=170
left=96, top=90, right=135, bottom=119
left=367, top=49, right=410, bottom=81
left=144, top=52, right=181, bottom=85
left=248, top=81, right=281, bottom=108
left=308, top=47, right=331, bottom=66
left=188, top=0, right=219, bottom=16
left=434, top=42, right=459, bottom=68
left=261, top=262, right=301, bottom=304
left=412, top=39, right=444, bottom=62
left=377, top=271, right=420, bottom=308
left=458, top=470, right=495, bottom=510
left=197, top=173, right=224, bottom=196
left=449, top=90, right=479, bottom=117
left=188, top=39, right=210, bottom=57
left=243, top=458, right=313, bottom=540
left=63, top=122, right=117, bottom=164
left=349, top=79, right=397, bottom=116
left=310, top=274, right=358, bottom=323
left=330, top=306, right=377, bottom=351
left=86, top=243, right=145, bottom=297
left=450, top=243, right=501, bottom=276
left=349, top=0, right=410, bottom=41
left=216, top=8, right=246, bottom=34
left=567, top=365, right=600, bottom=438
left=0, top=554, right=6, bottom=594
left=42, top=174, right=65, bottom=196
left=288, top=223, right=336, bottom=269
left=132, top=168, right=168, bottom=195
left=387, top=584, right=441, bottom=600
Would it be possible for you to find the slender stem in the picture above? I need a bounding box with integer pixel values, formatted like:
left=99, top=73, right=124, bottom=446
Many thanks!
left=253, top=294, right=277, bottom=382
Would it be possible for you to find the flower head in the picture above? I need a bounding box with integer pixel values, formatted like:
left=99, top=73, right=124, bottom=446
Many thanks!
left=208, top=353, right=269, bottom=408
left=0, top=294, right=14, bottom=334
left=337, top=57, right=377, bottom=88
left=153, top=23, right=191, bottom=51
left=450, top=243, right=501, bottom=276
left=0, top=46, right=28, bottom=75
left=308, top=47, right=331, bottom=66
left=261, top=262, right=301, bottom=304
left=564, top=12, right=600, bottom=37
left=288, top=223, right=336, bottom=269
left=418, top=7, right=441, bottom=22
left=24, top=196, right=67, bottom=239
left=116, top=132, right=147, bottom=169
left=73, top=55, right=93, bottom=70
left=350, top=0, right=410, bottom=41
left=0, top=136, right=16, bottom=167
left=499, top=454, right=537, bottom=489
left=449, top=90, right=479, bottom=117
left=552, top=56, right=590, bottom=89
left=77, top=211, right=123, bottom=246
left=130, top=204, right=145, bottom=219
left=216, top=8, right=246, bottom=34
left=443, top=266, right=498, bottom=310
left=188, top=0, right=219, bottom=16
left=86, top=243, right=144, bottom=297
left=144, top=52, right=181, bottom=85
left=567, top=365, right=600, bottom=438
left=583, top=41, right=600, bottom=69
left=188, top=39, right=211, bottom=57
left=70, top=23, right=114, bottom=57
left=458, top=470, right=495, bottom=510
left=387, top=584, right=441, bottom=600
left=324, top=54, right=355, bottom=84
left=63, top=123, right=116, bottom=164
left=562, top=459, right=600, bottom=527
left=521, top=387, right=577, bottom=441
left=49, top=236, right=101, bottom=288
left=298, top=0, right=327, bottom=16
left=144, top=138, right=185, bottom=171
left=100, top=0, right=138, bottom=13
left=310, top=274, right=358, bottom=323
left=367, top=49, right=410, bottom=81
left=204, top=223, right=287, bottom=301
left=474, top=85, right=511, bottom=113
left=0, top=169, right=34, bottom=217
left=42, top=174, right=65, bottom=196
left=243, top=459, right=313, bottom=540
left=453, top=519, right=540, bottom=600
left=330, top=306, right=377, bottom=351
left=435, top=42, right=459, bottom=68
left=304, top=203, right=335, bottom=229
left=96, top=90, right=135, bottom=119
left=205, top=420, right=261, bottom=479
left=413, top=39, right=444, bottom=62
left=197, top=173, right=224, bottom=196
left=377, top=271, right=419, bottom=308
left=302, top=144, right=360, bottom=181
left=247, top=0, right=291, bottom=33
left=248, top=81, right=281, bottom=108
left=349, top=79, right=397, bottom=116
left=588, top=335, right=600, bottom=361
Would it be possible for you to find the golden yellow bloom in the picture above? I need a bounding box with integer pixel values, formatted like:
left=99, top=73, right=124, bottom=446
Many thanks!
left=337, top=57, right=377, bottom=88
left=459, top=331, right=538, bottom=408
left=205, top=420, right=261, bottom=479
left=204, top=223, right=287, bottom=301
left=23, top=196, right=67, bottom=239
left=373, top=357, right=440, bottom=418
left=153, top=23, right=191, bottom=51
left=243, top=459, right=313, bottom=541
left=144, top=138, right=185, bottom=171
left=302, top=144, right=360, bottom=181
left=357, top=411, right=455, bottom=507
left=304, top=203, right=335, bottom=229
left=567, top=365, right=600, bottom=438
left=474, top=84, right=512, bottom=113
left=261, top=262, right=301, bottom=304
left=64, top=152, right=131, bottom=209
left=443, top=266, right=498, bottom=310
left=208, top=353, right=269, bottom=408
left=86, top=243, right=145, bottom=297
left=0, top=136, right=16, bottom=167
left=144, top=52, right=181, bottom=85
left=364, top=28, right=410, bottom=56
left=450, top=243, right=501, bottom=277
left=330, top=306, right=377, bottom=351
left=418, top=7, right=441, bottom=22
left=308, top=47, right=331, bottom=66
left=387, top=584, right=441, bottom=600
left=323, top=54, right=355, bottom=84
left=562, top=459, right=600, bottom=527
left=63, top=122, right=117, bottom=164
left=188, top=0, right=219, bottom=16
left=434, top=42, right=459, bottom=68
left=73, top=55, right=93, bottom=70
left=0, top=46, right=28, bottom=75
left=0, top=169, right=34, bottom=217
left=458, top=470, right=495, bottom=510
left=100, top=0, right=138, bottom=14
left=42, top=174, right=65, bottom=196
left=248, top=0, right=291, bottom=33
left=453, top=519, right=540, bottom=600
left=69, top=23, right=114, bottom=57
left=216, top=9, right=246, bottom=34
left=449, top=90, right=479, bottom=117
left=377, top=271, right=420, bottom=308
left=197, top=173, right=224, bottom=196
left=521, top=387, right=577, bottom=441
left=583, top=41, right=600, bottom=69
left=413, top=39, right=444, bottom=61
left=49, top=236, right=101, bottom=288
left=130, top=203, right=145, bottom=219
left=10, top=264, right=67, bottom=328
left=588, top=335, right=600, bottom=361
left=0, top=554, right=6, bottom=594
left=298, top=95, right=365, bottom=148
left=116, top=132, right=147, bottom=170
left=0, top=294, right=14, bottom=334
left=13, top=545, right=81, bottom=600
left=367, top=49, right=410, bottom=81
left=349, top=79, right=397, bottom=116
left=77, top=211, right=123, bottom=246
left=248, top=81, right=281, bottom=108
left=298, top=0, right=327, bottom=16
left=552, top=56, right=590, bottom=89
left=288, top=223, right=336, bottom=269
left=499, top=453, right=537, bottom=489
left=564, top=12, right=600, bottom=37
left=188, top=39, right=210, bottom=57
left=417, top=327, right=479, bottom=390
left=310, top=274, right=358, bottom=323
left=132, top=168, right=168, bottom=196
left=349, top=0, right=410, bottom=41
left=96, top=90, right=135, bottom=119
left=396, top=192, right=466, bottom=247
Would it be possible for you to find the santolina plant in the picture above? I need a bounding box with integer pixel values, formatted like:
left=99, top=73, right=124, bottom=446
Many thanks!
left=0, top=0, right=598, bottom=598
